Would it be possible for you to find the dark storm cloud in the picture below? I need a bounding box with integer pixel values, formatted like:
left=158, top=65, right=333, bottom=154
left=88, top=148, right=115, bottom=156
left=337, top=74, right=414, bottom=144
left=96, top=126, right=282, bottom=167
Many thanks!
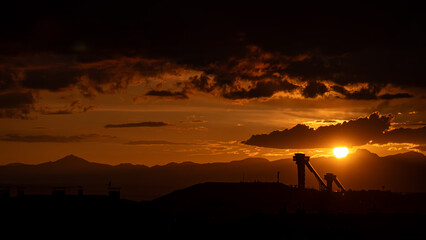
left=1, top=1, right=425, bottom=102
left=22, top=69, right=79, bottom=91
left=0, top=133, right=115, bottom=143
left=13, top=57, right=173, bottom=98
left=145, top=90, right=188, bottom=99
left=0, top=91, right=35, bottom=119
left=0, top=55, right=179, bottom=118
left=104, top=121, right=168, bottom=128
left=243, top=112, right=395, bottom=149
left=183, top=47, right=299, bottom=100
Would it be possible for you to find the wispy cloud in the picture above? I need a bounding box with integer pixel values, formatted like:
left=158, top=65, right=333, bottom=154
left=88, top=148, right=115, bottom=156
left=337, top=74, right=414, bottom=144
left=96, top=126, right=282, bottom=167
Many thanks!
left=105, top=121, right=168, bottom=128
left=39, top=100, right=94, bottom=115
left=145, top=90, right=188, bottom=99
left=125, top=140, right=193, bottom=145
left=0, top=134, right=115, bottom=143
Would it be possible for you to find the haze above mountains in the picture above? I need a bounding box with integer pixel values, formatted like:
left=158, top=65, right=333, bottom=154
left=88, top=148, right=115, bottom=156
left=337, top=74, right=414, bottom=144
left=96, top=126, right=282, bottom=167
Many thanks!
left=1, top=149, right=425, bottom=201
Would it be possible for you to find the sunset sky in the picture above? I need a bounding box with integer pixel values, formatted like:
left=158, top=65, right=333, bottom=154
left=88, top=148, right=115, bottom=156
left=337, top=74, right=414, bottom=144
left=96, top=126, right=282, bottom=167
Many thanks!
left=1, top=2, right=425, bottom=165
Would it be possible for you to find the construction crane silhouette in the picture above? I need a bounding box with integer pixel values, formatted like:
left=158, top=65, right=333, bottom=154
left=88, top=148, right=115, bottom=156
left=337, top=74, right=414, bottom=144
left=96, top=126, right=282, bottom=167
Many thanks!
left=293, top=153, right=345, bottom=192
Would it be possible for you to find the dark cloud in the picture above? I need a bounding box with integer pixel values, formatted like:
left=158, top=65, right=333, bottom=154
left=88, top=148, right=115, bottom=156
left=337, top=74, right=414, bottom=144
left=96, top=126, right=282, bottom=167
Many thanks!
left=105, top=121, right=168, bottom=128
left=302, top=81, right=328, bottom=98
left=0, top=133, right=114, bottom=143
left=15, top=57, right=172, bottom=98
left=379, top=93, right=414, bottom=100
left=395, top=122, right=426, bottom=127
left=1, top=2, right=425, bottom=103
left=0, top=55, right=179, bottom=118
left=0, top=92, right=35, bottom=109
left=332, top=85, right=379, bottom=100
left=0, top=91, right=35, bottom=119
left=184, top=47, right=299, bottom=100
left=125, top=140, right=191, bottom=145
left=22, top=69, right=79, bottom=91
left=39, top=100, right=94, bottom=115
left=373, top=127, right=426, bottom=145
left=222, top=79, right=298, bottom=100
left=145, top=90, right=188, bottom=99
left=0, top=69, right=16, bottom=91
left=189, top=74, right=215, bottom=93
left=316, top=120, right=338, bottom=123
left=332, top=85, right=414, bottom=100
left=243, top=112, right=394, bottom=149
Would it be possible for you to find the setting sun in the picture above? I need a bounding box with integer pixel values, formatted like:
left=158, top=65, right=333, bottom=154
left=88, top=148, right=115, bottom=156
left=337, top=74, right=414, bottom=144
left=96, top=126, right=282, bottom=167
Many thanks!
left=333, top=147, right=349, bottom=158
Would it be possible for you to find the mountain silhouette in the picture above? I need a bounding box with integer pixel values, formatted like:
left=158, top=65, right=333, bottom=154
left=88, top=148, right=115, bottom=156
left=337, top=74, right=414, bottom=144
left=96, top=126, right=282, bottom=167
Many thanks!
left=350, top=148, right=380, bottom=159
left=53, top=154, right=90, bottom=165
left=39, top=154, right=100, bottom=169
left=1, top=150, right=425, bottom=200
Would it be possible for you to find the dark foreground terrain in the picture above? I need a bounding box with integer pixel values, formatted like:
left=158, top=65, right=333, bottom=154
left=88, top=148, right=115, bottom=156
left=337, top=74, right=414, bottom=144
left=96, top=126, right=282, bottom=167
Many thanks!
left=1, top=182, right=426, bottom=239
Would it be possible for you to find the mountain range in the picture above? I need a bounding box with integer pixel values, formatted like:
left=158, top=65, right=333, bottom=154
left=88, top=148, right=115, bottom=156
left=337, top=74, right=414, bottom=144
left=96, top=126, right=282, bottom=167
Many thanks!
left=0, top=149, right=425, bottom=201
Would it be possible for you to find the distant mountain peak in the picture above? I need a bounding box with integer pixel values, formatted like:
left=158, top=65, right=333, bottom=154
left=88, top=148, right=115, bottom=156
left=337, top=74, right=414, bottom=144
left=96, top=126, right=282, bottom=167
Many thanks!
left=230, top=157, right=269, bottom=164
left=54, top=154, right=90, bottom=165
left=387, top=151, right=425, bottom=159
left=351, top=149, right=379, bottom=158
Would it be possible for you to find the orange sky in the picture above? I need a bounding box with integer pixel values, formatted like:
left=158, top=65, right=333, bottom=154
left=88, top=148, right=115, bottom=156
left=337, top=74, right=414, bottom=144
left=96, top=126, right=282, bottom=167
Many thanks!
left=1, top=3, right=425, bottom=165
left=0, top=85, right=424, bottom=165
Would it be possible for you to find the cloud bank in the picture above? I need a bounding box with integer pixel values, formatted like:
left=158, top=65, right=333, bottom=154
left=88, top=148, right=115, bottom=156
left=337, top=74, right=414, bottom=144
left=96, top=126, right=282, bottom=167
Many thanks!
left=243, top=112, right=426, bottom=149
left=0, top=2, right=424, bottom=119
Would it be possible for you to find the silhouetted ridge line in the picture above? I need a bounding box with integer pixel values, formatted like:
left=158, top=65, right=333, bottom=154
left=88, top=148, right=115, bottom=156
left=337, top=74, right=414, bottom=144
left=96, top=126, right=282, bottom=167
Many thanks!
left=230, top=157, right=270, bottom=164
left=1, top=151, right=426, bottom=201
left=55, top=154, right=89, bottom=164
left=350, top=148, right=379, bottom=158
left=151, top=182, right=426, bottom=217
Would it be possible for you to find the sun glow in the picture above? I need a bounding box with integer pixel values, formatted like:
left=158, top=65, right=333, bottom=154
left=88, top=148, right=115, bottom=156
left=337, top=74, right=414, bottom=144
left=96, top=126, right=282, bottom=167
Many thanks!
left=333, top=147, right=349, bottom=158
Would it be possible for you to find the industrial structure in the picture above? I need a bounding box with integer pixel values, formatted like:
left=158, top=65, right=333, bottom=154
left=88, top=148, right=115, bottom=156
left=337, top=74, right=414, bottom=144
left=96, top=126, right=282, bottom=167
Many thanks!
left=293, top=153, right=345, bottom=192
